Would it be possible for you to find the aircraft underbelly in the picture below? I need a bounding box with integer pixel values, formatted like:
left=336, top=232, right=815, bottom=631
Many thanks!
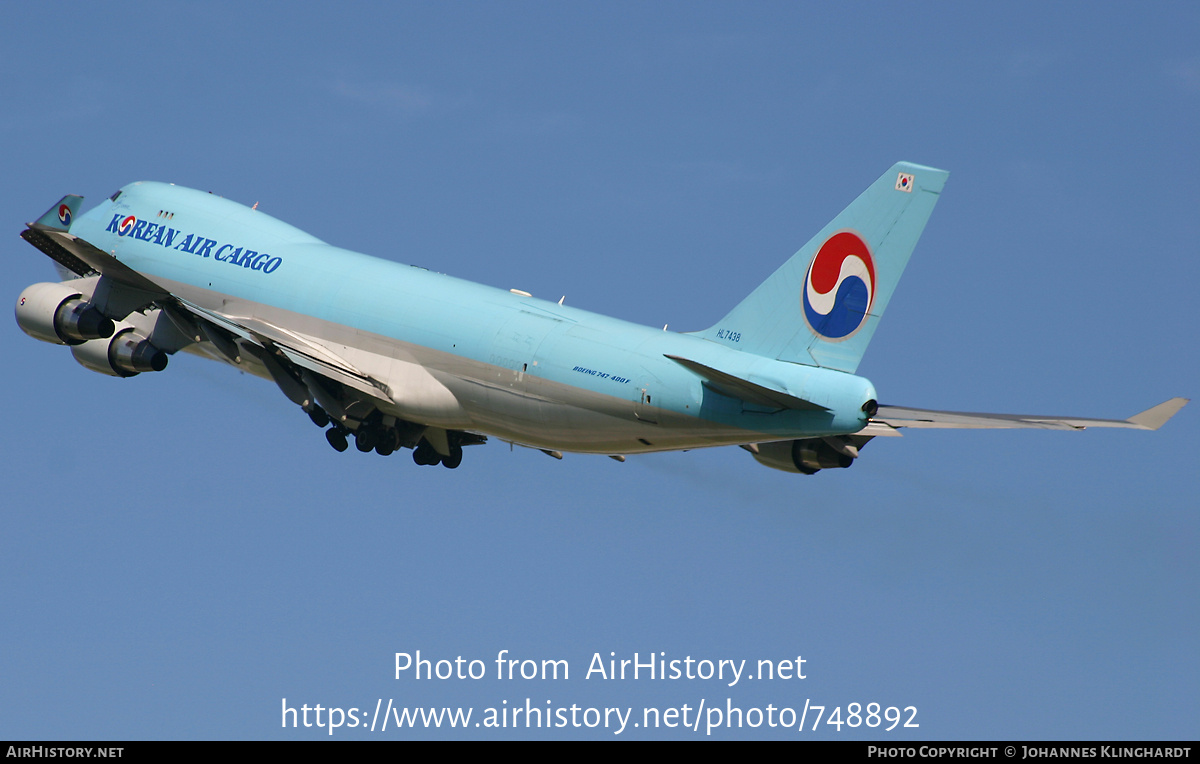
left=148, top=278, right=831, bottom=454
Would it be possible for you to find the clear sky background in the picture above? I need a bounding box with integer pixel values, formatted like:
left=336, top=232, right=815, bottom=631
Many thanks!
left=2, top=2, right=1196, bottom=740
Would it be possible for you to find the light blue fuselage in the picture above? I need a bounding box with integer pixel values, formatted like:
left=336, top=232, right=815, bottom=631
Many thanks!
left=74, top=182, right=875, bottom=453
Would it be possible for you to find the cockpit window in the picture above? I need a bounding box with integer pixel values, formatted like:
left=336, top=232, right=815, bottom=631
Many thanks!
left=109, top=190, right=122, bottom=202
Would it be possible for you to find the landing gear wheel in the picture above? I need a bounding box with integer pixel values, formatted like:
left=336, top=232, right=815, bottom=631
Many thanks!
left=325, top=428, right=348, bottom=452
left=355, top=427, right=378, bottom=452
left=307, top=407, right=330, bottom=428
left=413, top=440, right=440, bottom=466
left=441, top=444, right=463, bottom=469
left=375, top=428, right=400, bottom=456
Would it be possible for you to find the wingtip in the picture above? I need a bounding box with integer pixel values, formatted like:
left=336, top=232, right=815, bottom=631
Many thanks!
left=1128, top=397, right=1189, bottom=430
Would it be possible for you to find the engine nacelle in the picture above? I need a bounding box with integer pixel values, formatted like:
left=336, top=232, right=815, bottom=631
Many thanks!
left=16, top=282, right=114, bottom=345
left=70, top=327, right=168, bottom=377
left=750, top=438, right=856, bottom=474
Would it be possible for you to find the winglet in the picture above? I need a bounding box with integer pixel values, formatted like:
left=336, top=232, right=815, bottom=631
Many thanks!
left=1127, top=397, right=1188, bottom=430
left=32, top=195, right=84, bottom=232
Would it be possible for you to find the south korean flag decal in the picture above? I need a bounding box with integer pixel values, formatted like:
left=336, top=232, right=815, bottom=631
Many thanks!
left=895, top=172, right=914, bottom=192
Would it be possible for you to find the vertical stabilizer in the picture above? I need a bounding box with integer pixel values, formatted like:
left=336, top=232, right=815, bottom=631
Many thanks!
left=694, top=162, right=947, bottom=373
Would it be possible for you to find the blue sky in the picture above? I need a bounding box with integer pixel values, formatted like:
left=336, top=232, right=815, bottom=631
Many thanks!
left=2, top=2, right=1196, bottom=740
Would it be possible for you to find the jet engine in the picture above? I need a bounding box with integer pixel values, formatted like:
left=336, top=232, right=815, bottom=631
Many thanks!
left=15, top=281, right=114, bottom=345
left=70, top=327, right=168, bottom=377
left=17, top=281, right=168, bottom=377
left=748, top=437, right=859, bottom=474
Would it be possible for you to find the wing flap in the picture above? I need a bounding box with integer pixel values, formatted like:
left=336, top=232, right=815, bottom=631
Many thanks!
left=858, top=421, right=904, bottom=437
left=23, top=226, right=171, bottom=298
left=274, top=344, right=390, bottom=402
left=173, top=297, right=392, bottom=402
left=21, top=227, right=99, bottom=279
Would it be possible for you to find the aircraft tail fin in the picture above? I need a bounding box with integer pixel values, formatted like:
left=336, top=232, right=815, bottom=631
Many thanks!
left=32, top=195, right=84, bottom=232
left=693, top=162, right=948, bottom=373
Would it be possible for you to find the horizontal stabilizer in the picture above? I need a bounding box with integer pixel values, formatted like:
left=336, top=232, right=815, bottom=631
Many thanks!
left=873, top=398, right=1188, bottom=431
left=664, top=354, right=828, bottom=411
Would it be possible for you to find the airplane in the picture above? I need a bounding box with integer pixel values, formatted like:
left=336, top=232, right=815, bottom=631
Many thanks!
left=14, top=162, right=1187, bottom=473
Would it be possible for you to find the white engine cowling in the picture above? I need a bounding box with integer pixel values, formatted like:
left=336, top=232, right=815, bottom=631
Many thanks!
left=16, top=282, right=114, bottom=345
left=70, top=327, right=168, bottom=377
left=750, top=438, right=856, bottom=474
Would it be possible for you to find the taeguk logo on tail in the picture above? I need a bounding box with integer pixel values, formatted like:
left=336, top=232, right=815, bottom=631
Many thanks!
left=57, top=204, right=72, bottom=226
left=802, top=230, right=876, bottom=341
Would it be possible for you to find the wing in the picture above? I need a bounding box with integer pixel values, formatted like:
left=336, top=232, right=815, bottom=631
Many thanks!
left=24, top=213, right=385, bottom=390
left=21, top=212, right=485, bottom=464
left=23, top=215, right=399, bottom=414
left=172, top=296, right=392, bottom=403
left=871, top=398, right=1188, bottom=433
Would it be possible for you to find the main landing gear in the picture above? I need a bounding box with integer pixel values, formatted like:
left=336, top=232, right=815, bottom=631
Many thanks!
left=325, top=426, right=349, bottom=452
left=412, top=440, right=463, bottom=469
left=309, top=406, right=467, bottom=469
